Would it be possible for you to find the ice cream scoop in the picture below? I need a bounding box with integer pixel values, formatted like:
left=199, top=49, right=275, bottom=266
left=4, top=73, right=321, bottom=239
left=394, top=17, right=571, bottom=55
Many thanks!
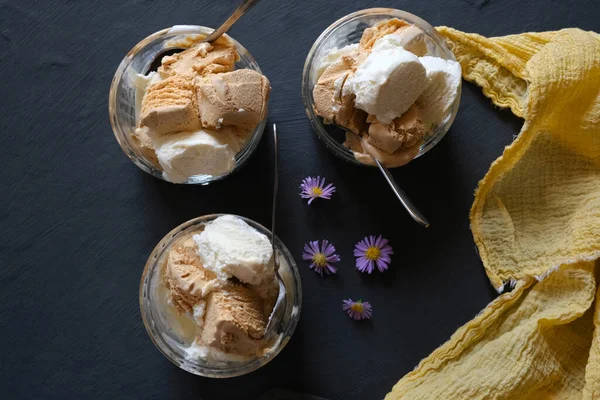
left=312, top=52, right=368, bottom=134
left=193, top=215, right=274, bottom=285
left=344, top=34, right=428, bottom=124
left=165, top=236, right=220, bottom=313
left=196, top=69, right=270, bottom=131
left=417, top=56, right=462, bottom=128
left=359, top=18, right=428, bottom=56
left=140, top=75, right=200, bottom=135
left=154, top=129, right=242, bottom=183
left=366, top=104, right=425, bottom=154
left=200, top=285, right=267, bottom=355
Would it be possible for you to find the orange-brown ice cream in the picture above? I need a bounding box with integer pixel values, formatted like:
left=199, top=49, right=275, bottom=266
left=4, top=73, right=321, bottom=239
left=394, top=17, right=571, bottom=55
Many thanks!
left=359, top=18, right=427, bottom=56
left=140, top=75, right=200, bottom=135
left=196, top=69, right=270, bottom=131
left=359, top=18, right=409, bottom=52
left=366, top=104, right=425, bottom=154
left=134, top=37, right=271, bottom=182
left=158, top=41, right=238, bottom=78
left=312, top=52, right=368, bottom=134
left=164, top=236, right=220, bottom=314
left=344, top=131, right=421, bottom=168
left=200, top=285, right=267, bottom=356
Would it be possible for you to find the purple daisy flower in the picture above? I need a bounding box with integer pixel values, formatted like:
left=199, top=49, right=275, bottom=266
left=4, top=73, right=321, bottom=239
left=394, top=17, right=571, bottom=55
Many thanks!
left=343, top=299, right=373, bottom=320
left=300, top=176, right=336, bottom=204
left=302, top=240, right=341, bottom=276
left=354, top=235, right=393, bottom=274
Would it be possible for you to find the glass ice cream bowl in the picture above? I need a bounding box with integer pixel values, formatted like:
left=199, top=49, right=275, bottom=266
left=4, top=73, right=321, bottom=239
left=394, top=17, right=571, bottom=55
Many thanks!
left=301, top=8, right=461, bottom=166
left=109, top=26, right=267, bottom=185
left=139, top=214, right=302, bottom=378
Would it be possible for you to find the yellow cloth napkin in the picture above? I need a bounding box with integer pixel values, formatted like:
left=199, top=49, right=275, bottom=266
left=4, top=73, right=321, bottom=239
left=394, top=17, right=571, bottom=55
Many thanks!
left=387, top=27, right=600, bottom=399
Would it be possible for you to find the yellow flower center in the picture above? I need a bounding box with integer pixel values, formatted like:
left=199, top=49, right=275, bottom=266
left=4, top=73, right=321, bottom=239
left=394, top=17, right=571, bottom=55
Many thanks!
left=350, top=302, right=364, bottom=313
left=311, top=187, right=323, bottom=196
left=312, top=253, right=327, bottom=267
left=365, top=246, right=381, bottom=261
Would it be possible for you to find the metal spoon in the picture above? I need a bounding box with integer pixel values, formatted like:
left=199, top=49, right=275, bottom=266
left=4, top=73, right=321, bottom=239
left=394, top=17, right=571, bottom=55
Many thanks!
left=264, top=123, right=287, bottom=338
left=371, top=156, right=430, bottom=228
left=147, top=0, right=261, bottom=72
left=346, top=129, right=430, bottom=228
left=203, top=0, right=262, bottom=43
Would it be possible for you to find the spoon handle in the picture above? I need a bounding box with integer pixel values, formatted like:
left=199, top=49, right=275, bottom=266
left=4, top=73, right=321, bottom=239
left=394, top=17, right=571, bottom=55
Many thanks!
left=203, top=0, right=262, bottom=43
left=372, top=156, right=430, bottom=228
left=271, top=124, right=279, bottom=267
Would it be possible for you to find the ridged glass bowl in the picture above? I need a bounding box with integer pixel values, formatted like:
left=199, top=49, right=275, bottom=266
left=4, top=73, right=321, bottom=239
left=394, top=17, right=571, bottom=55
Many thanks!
left=109, top=26, right=267, bottom=184
left=139, top=214, right=302, bottom=378
left=302, top=9, right=461, bottom=166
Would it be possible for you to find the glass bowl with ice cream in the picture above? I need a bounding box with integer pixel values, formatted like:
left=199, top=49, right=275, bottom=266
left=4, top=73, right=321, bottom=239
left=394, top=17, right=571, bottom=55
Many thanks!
left=110, top=26, right=270, bottom=184
left=139, top=214, right=302, bottom=378
left=302, top=9, right=462, bottom=167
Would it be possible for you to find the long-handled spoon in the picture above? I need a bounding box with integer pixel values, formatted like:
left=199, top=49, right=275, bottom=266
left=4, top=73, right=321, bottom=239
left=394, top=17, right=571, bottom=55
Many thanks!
left=346, top=129, right=430, bottom=228
left=371, top=155, right=430, bottom=228
left=264, top=123, right=287, bottom=338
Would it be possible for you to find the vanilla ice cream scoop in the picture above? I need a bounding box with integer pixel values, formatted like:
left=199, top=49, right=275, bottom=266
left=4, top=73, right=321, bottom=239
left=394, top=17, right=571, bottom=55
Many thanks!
left=344, top=34, right=428, bottom=124
left=193, top=215, right=274, bottom=285
left=417, top=56, right=462, bottom=128
left=154, top=129, right=241, bottom=183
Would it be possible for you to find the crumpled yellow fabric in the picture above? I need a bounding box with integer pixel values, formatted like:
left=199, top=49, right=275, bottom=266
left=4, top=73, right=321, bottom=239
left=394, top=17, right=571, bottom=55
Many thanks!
left=387, top=28, right=600, bottom=399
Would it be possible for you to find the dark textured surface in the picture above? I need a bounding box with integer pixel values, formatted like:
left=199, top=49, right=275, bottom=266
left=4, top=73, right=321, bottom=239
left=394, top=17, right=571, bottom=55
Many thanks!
left=1, top=0, right=598, bottom=399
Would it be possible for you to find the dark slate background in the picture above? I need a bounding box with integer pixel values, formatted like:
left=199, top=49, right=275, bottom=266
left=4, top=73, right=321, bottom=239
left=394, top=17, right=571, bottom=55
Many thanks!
left=1, top=0, right=597, bottom=399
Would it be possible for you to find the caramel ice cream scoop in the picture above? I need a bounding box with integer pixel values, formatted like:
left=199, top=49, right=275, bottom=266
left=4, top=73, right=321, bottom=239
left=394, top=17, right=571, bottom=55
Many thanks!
left=344, top=131, right=421, bottom=168
left=158, top=42, right=238, bottom=78
left=359, top=18, right=427, bottom=57
left=140, top=76, right=200, bottom=135
left=312, top=53, right=368, bottom=134
left=165, top=236, right=219, bottom=314
left=366, top=104, right=425, bottom=154
left=196, top=69, right=271, bottom=131
left=200, top=285, right=266, bottom=356
left=359, top=18, right=408, bottom=53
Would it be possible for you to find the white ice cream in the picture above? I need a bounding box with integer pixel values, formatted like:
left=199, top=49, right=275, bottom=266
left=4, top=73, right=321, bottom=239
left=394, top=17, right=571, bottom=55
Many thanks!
left=154, top=129, right=240, bottom=183
left=193, top=215, right=273, bottom=285
left=184, top=341, right=253, bottom=363
left=344, top=34, right=427, bottom=124
left=316, top=43, right=359, bottom=78
left=131, top=71, right=163, bottom=121
left=192, top=301, right=206, bottom=329
left=417, top=56, right=462, bottom=128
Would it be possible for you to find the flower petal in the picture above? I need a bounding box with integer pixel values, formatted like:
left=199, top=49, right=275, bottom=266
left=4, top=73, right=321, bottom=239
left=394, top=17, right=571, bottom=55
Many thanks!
left=376, top=259, right=388, bottom=272
left=310, top=241, right=320, bottom=253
